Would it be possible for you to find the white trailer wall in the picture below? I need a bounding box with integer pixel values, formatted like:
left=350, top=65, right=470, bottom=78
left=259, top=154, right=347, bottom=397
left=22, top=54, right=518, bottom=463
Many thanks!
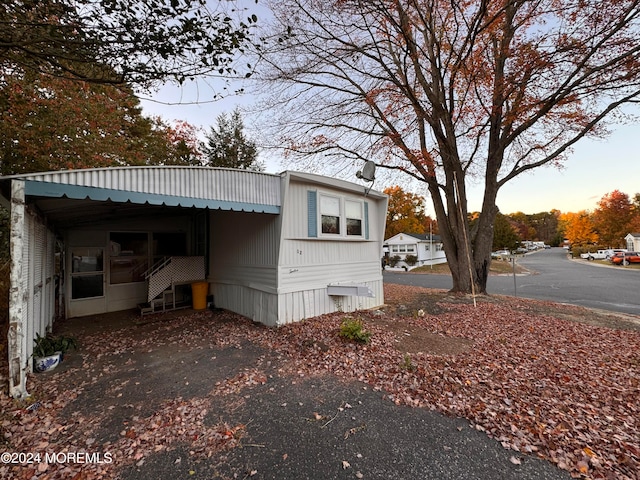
left=208, top=209, right=281, bottom=325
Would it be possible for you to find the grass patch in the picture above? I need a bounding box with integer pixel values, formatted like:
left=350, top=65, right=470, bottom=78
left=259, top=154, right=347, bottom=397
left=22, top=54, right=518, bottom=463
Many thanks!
left=410, top=258, right=528, bottom=275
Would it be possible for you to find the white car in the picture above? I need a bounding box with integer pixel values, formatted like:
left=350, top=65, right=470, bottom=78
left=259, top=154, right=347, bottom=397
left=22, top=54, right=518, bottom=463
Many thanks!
left=580, top=250, right=608, bottom=260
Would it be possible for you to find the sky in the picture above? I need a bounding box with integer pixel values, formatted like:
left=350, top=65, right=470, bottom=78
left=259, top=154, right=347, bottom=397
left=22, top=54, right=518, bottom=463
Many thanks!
left=141, top=83, right=640, bottom=217
left=138, top=0, right=640, bottom=216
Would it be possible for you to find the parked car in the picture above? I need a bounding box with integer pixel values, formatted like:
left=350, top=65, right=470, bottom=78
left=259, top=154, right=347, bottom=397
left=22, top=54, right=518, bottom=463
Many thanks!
left=610, top=251, right=640, bottom=265
left=605, top=248, right=627, bottom=260
left=580, top=250, right=608, bottom=260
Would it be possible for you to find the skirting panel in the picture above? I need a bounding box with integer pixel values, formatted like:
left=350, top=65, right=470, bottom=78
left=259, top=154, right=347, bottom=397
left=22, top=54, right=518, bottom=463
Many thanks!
left=211, top=279, right=383, bottom=327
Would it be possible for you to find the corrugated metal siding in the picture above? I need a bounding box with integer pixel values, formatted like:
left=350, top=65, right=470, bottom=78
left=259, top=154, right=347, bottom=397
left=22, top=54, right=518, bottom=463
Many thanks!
left=211, top=284, right=278, bottom=325
left=210, top=210, right=280, bottom=268
left=276, top=279, right=384, bottom=325
left=208, top=208, right=280, bottom=325
left=13, top=167, right=281, bottom=207
left=21, top=213, right=31, bottom=369
left=268, top=176, right=386, bottom=325
left=279, top=262, right=382, bottom=293
left=20, top=210, right=56, bottom=370
left=281, top=180, right=385, bottom=247
left=279, top=239, right=382, bottom=268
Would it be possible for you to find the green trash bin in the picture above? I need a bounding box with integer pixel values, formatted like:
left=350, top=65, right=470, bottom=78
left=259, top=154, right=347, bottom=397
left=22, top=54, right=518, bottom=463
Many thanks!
left=191, top=281, right=208, bottom=310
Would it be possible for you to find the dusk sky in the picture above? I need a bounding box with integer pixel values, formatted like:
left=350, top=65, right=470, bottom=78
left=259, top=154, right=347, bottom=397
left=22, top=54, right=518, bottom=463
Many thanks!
left=139, top=0, right=639, bottom=216
left=141, top=81, right=639, bottom=217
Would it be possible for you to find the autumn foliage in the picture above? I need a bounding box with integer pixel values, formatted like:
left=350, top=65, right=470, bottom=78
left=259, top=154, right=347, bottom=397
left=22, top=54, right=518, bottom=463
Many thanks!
left=383, top=186, right=436, bottom=239
left=561, top=190, right=640, bottom=247
left=0, top=73, right=203, bottom=175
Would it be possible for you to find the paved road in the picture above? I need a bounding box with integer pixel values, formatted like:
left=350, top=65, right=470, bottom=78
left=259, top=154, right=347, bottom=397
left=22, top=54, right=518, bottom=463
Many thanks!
left=384, top=247, right=640, bottom=316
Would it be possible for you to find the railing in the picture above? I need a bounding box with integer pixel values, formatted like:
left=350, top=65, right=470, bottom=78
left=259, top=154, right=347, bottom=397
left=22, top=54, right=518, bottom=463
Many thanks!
left=146, top=256, right=205, bottom=302
left=143, top=256, right=172, bottom=279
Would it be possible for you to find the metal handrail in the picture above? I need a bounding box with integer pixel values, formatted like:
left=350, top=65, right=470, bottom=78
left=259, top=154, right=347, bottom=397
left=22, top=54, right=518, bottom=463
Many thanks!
left=143, top=256, right=171, bottom=279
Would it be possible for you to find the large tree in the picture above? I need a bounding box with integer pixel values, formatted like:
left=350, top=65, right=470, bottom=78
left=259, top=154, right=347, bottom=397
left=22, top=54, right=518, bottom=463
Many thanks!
left=592, top=190, right=635, bottom=247
left=384, top=185, right=429, bottom=239
left=257, top=0, right=640, bottom=294
left=1, top=0, right=257, bottom=86
left=0, top=72, right=202, bottom=175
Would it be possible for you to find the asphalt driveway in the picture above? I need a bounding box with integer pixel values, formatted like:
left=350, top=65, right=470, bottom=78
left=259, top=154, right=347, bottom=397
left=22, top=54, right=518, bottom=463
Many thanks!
left=2, top=308, right=572, bottom=480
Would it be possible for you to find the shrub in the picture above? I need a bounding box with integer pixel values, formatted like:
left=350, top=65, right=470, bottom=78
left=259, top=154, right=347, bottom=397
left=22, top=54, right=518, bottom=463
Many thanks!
left=400, top=353, right=416, bottom=372
left=404, top=254, right=418, bottom=266
left=33, top=333, right=77, bottom=358
left=339, top=317, right=371, bottom=344
left=388, top=255, right=401, bottom=267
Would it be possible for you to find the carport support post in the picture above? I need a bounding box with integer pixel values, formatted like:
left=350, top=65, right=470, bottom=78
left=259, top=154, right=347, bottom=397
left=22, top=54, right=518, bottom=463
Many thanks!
left=8, top=180, right=28, bottom=398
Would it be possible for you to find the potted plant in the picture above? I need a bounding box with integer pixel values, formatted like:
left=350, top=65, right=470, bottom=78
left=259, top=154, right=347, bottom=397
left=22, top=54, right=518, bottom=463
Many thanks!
left=32, top=333, right=77, bottom=372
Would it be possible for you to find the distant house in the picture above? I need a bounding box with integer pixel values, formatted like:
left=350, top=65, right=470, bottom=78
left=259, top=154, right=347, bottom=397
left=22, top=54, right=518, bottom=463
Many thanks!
left=0, top=166, right=388, bottom=397
left=625, top=233, right=640, bottom=251
left=383, top=232, right=447, bottom=269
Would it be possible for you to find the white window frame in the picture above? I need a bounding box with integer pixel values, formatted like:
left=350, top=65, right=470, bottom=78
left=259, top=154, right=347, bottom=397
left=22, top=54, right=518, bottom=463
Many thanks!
left=320, top=194, right=342, bottom=235
left=318, top=193, right=365, bottom=239
left=345, top=200, right=363, bottom=237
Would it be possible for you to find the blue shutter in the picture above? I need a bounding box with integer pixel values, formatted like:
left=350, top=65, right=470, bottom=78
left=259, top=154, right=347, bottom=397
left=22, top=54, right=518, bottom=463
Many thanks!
left=308, top=190, right=318, bottom=237
left=364, top=201, right=369, bottom=239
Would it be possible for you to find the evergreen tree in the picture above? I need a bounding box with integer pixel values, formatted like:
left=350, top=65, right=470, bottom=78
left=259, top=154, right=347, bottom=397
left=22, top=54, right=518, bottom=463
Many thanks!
left=202, top=109, right=262, bottom=171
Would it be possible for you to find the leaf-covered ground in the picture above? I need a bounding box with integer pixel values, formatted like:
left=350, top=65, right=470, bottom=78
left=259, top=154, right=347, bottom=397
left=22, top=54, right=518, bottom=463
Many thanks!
left=1, top=284, right=638, bottom=479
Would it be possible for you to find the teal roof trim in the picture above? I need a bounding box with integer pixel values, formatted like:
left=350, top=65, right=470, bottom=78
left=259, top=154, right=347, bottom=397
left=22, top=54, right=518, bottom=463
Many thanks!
left=24, top=181, right=280, bottom=214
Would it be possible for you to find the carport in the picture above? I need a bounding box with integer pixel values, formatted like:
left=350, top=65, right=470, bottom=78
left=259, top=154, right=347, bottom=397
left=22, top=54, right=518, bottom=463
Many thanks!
left=0, top=166, right=281, bottom=397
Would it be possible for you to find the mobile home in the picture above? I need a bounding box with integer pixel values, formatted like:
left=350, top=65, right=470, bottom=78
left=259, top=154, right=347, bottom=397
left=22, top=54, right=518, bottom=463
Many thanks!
left=0, top=167, right=388, bottom=397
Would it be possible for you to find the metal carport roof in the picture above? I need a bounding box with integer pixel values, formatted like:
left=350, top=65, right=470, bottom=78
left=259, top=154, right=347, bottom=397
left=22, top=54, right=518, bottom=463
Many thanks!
left=0, top=166, right=282, bottom=228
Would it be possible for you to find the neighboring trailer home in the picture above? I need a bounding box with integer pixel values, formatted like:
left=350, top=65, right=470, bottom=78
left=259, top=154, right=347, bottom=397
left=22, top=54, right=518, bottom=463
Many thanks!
left=0, top=167, right=388, bottom=398
left=384, top=232, right=447, bottom=270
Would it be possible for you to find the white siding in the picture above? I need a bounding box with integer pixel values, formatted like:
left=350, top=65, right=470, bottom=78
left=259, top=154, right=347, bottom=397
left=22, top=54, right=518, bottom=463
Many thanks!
left=208, top=209, right=281, bottom=324
left=385, top=233, right=447, bottom=267
left=277, top=279, right=384, bottom=325
left=272, top=175, right=387, bottom=324
left=213, top=284, right=278, bottom=325
left=23, top=211, right=56, bottom=366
